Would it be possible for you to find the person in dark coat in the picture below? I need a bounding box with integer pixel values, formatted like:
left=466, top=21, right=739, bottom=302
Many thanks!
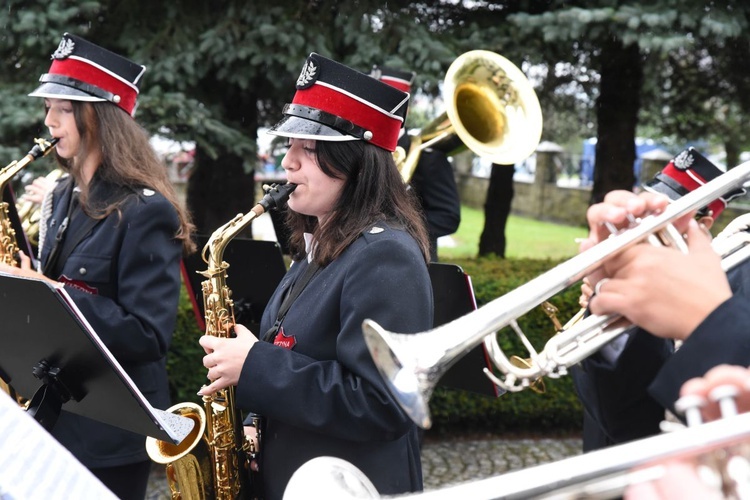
left=0, top=33, right=195, bottom=499
left=572, top=148, right=749, bottom=452
left=371, top=66, right=461, bottom=262
left=198, top=53, right=433, bottom=500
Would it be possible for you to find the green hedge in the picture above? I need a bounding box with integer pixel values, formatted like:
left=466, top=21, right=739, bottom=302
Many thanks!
left=166, top=256, right=584, bottom=434
left=166, top=287, right=206, bottom=406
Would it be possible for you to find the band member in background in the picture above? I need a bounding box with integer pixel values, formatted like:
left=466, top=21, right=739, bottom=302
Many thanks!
left=198, top=53, right=433, bottom=499
left=371, top=65, right=461, bottom=261
left=573, top=149, right=750, bottom=452
left=0, top=33, right=195, bottom=499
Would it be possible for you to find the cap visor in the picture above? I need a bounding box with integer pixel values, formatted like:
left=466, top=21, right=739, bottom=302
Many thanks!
left=28, top=82, right=105, bottom=102
left=268, top=116, right=358, bottom=142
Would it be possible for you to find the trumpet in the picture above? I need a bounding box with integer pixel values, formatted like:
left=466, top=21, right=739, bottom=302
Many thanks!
left=283, top=392, right=750, bottom=499
left=362, top=160, right=750, bottom=429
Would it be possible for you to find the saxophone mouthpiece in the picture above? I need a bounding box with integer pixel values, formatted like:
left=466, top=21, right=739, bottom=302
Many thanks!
left=260, top=182, right=297, bottom=212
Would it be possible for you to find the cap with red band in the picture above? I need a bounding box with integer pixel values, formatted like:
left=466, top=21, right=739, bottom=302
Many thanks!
left=643, top=147, right=746, bottom=219
left=371, top=66, right=416, bottom=94
left=269, top=53, right=409, bottom=152
left=28, top=33, right=146, bottom=117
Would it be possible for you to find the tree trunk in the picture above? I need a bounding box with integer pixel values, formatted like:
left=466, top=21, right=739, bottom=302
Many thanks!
left=478, top=163, right=515, bottom=257
left=725, top=139, right=740, bottom=171
left=186, top=85, right=259, bottom=238
left=186, top=148, right=255, bottom=237
left=591, top=37, right=643, bottom=203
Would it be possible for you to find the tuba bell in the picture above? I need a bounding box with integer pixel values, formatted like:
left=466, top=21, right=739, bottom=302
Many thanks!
left=396, top=50, right=543, bottom=183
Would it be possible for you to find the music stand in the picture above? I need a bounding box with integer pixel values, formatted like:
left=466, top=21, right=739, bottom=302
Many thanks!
left=429, top=263, right=499, bottom=397
left=0, top=273, right=193, bottom=444
left=182, top=236, right=287, bottom=333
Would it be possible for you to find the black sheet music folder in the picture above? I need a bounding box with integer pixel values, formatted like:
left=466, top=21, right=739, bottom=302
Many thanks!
left=429, top=263, right=499, bottom=397
left=0, top=273, right=193, bottom=444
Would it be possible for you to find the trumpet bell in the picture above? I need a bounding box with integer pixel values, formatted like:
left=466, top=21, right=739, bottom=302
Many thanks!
left=362, top=320, right=434, bottom=429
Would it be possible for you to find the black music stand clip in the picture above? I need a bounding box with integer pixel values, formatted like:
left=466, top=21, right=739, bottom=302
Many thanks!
left=26, top=359, right=80, bottom=431
left=0, top=272, right=194, bottom=444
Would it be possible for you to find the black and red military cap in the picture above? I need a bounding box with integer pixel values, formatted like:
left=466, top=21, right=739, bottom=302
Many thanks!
left=370, top=65, right=416, bottom=94
left=269, top=53, right=410, bottom=152
left=29, top=33, right=146, bottom=117
left=643, top=147, right=746, bottom=219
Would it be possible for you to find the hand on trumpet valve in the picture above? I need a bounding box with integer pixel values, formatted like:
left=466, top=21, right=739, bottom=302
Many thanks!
left=581, top=189, right=730, bottom=341
left=587, top=219, right=730, bottom=341
left=625, top=364, right=750, bottom=500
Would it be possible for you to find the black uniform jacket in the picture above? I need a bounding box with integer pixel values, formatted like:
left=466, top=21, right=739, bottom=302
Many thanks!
left=572, top=262, right=750, bottom=451
left=235, top=223, right=433, bottom=499
left=39, top=173, right=182, bottom=467
left=402, top=135, right=461, bottom=260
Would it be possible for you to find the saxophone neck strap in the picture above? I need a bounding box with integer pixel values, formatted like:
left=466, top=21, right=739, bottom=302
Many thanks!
left=263, top=260, right=320, bottom=342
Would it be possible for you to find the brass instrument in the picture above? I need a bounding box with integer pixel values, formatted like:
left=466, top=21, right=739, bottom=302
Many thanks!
left=361, top=160, right=750, bottom=429
left=0, top=138, right=58, bottom=266
left=146, top=182, right=297, bottom=499
left=0, top=138, right=58, bottom=401
left=16, top=168, right=65, bottom=248
left=283, top=392, right=750, bottom=499
left=396, top=50, right=543, bottom=183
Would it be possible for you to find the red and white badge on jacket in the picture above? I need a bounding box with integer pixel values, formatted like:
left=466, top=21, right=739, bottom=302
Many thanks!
left=273, top=327, right=297, bottom=350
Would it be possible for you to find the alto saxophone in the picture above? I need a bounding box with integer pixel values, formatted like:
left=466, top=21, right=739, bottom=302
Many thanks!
left=146, top=182, right=296, bottom=500
left=0, top=138, right=59, bottom=266
left=0, top=137, right=58, bottom=403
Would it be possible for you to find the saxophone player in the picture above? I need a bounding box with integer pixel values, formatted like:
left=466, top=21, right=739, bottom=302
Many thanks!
left=198, top=53, right=433, bottom=499
left=0, top=33, right=195, bottom=499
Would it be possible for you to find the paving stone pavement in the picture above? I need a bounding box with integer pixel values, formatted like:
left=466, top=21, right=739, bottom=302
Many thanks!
left=145, top=434, right=582, bottom=498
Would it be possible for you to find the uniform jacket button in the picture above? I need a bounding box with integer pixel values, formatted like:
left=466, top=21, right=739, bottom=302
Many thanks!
left=79, top=267, right=87, bottom=275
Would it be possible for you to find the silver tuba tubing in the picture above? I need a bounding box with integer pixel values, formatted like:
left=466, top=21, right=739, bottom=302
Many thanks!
left=363, top=160, right=750, bottom=429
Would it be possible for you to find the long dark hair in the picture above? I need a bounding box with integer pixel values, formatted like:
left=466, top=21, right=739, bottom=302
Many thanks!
left=55, top=101, right=196, bottom=254
left=285, top=140, right=430, bottom=265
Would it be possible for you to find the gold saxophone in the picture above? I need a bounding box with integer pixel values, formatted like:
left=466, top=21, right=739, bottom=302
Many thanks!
left=0, top=137, right=58, bottom=402
left=146, top=182, right=297, bottom=500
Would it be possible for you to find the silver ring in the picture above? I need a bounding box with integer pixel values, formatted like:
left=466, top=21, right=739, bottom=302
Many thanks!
left=594, top=278, right=609, bottom=296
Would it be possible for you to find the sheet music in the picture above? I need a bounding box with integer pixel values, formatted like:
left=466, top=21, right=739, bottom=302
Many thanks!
left=0, top=392, right=117, bottom=500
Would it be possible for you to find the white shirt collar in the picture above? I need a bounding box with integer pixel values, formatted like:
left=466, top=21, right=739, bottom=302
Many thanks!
left=303, top=232, right=316, bottom=263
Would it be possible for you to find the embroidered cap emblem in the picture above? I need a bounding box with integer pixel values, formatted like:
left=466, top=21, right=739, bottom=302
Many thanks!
left=296, top=59, right=318, bottom=89
left=52, top=38, right=75, bottom=60
left=673, top=150, right=694, bottom=171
